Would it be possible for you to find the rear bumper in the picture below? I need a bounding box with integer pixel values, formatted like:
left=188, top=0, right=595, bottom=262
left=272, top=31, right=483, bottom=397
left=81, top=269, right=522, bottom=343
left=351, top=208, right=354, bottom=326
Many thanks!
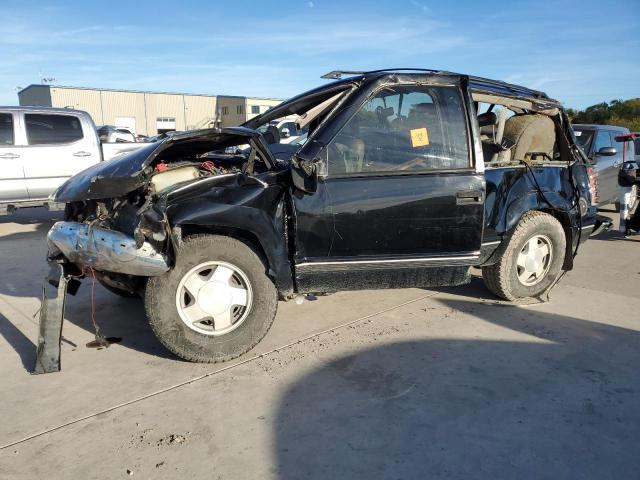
left=577, top=215, right=612, bottom=245
left=591, top=215, right=613, bottom=237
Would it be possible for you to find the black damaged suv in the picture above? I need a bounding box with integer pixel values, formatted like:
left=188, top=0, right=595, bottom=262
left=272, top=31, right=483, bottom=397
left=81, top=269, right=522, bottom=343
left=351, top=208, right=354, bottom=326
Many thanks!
left=37, top=69, right=604, bottom=371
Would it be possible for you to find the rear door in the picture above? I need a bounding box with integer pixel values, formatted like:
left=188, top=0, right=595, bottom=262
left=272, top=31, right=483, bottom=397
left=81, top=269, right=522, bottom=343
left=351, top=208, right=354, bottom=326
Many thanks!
left=20, top=112, right=98, bottom=200
left=0, top=111, right=29, bottom=203
left=293, top=79, right=484, bottom=290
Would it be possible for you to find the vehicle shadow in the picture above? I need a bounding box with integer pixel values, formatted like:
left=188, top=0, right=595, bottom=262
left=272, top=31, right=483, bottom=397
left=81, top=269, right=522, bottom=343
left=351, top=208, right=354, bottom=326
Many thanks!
left=0, top=312, right=36, bottom=371
left=435, top=274, right=503, bottom=303
left=0, top=209, right=177, bottom=372
left=586, top=228, right=640, bottom=243
left=273, top=299, right=640, bottom=479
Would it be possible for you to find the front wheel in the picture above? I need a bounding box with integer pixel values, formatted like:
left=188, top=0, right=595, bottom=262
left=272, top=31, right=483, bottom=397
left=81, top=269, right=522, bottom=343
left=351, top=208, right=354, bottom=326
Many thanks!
left=145, top=235, right=277, bottom=363
left=482, top=211, right=566, bottom=300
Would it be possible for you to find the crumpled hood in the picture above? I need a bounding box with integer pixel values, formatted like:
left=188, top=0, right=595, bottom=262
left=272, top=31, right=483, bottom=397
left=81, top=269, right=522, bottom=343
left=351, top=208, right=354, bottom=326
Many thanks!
left=53, top=127, right=275, bottom=202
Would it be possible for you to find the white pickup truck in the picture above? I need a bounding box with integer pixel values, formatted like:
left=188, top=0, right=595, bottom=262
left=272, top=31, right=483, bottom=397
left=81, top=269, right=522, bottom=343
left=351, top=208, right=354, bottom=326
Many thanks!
left=0, top=106, right=144, bottom=214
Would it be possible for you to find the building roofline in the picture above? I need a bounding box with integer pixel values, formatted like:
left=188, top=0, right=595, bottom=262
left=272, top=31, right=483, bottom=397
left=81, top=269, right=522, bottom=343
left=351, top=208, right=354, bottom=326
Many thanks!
left=17, top=84, right=282, bottom=102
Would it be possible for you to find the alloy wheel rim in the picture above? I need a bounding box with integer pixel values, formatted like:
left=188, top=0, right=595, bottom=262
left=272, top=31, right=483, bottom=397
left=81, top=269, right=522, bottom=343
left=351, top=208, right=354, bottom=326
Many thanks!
left=516, top=234, right=553, bottom=286
left=176, top=261, right=253, bottom=336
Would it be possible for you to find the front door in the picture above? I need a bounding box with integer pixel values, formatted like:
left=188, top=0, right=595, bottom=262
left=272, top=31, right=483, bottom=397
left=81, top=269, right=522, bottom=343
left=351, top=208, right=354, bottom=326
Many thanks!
left=0, top=112, right=28, bottom=203
left=20, top=112, right=97, bottom=200
left=293, top=82, right=484, bottom=291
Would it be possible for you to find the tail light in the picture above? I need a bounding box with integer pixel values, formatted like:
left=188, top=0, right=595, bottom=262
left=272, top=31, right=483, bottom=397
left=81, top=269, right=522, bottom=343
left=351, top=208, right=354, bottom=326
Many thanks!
left=587, top=166, right=598, bottom=206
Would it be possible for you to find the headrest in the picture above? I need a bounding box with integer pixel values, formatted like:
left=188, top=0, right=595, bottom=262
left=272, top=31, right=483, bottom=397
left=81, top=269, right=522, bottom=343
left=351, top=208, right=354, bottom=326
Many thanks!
left=409, top=102, right=436, bottom=120
left=477, top=112, right=497, bottom=128
left=376, top=106, right=395, bottom=118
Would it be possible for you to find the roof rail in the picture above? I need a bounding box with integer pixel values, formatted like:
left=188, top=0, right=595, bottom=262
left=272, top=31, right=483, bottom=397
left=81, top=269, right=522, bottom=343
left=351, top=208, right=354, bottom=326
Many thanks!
left=319, top=68, right=552, bottom=101
left=321, top=68, right=442, bottom=80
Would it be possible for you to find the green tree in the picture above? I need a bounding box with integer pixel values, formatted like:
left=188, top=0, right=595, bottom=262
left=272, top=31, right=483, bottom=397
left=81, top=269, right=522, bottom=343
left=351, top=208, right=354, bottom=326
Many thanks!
left=570, top=98, right=640, bottom=132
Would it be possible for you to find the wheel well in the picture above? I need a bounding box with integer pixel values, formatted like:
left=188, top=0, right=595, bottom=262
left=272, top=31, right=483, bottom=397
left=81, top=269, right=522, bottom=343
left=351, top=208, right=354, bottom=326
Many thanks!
left=532, top=208, right=574, bottom=270
left=178, top=224, right=271, bottom=273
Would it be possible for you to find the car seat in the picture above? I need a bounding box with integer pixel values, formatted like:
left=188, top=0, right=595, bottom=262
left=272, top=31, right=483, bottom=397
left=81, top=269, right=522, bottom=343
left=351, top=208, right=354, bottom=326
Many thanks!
left=502, top=114, right=555, bottom=162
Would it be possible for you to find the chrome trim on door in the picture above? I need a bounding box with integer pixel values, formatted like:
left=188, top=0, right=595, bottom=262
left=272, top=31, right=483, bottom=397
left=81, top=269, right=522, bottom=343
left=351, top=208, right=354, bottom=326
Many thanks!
left=296, top=253, right=480, bottom=272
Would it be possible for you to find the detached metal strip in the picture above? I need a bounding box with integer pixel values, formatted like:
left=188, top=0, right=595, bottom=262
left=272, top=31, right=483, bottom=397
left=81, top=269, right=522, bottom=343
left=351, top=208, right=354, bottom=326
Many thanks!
left=33, top=265, right=67, bottom=374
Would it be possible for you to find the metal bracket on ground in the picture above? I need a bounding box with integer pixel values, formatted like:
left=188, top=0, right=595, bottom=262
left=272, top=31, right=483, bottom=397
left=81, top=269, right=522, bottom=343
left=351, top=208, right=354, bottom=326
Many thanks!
left=33, top=263, right=68, bottom=374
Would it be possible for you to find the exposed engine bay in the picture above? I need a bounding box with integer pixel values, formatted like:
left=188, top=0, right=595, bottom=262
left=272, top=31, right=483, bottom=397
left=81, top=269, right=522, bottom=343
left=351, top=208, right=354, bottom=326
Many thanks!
left=65, top=158, right=237, bottom=238
left=49, top=128, right=286, bottom=296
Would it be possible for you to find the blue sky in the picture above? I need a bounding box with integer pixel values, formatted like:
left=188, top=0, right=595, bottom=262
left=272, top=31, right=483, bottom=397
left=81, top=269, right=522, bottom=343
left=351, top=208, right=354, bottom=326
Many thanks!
left=1, top=0, right=638, bottom=108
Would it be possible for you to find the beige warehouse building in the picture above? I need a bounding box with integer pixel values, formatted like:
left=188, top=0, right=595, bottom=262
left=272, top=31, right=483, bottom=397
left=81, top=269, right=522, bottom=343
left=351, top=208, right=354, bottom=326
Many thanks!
left=17, top=85, right=283, bottom=136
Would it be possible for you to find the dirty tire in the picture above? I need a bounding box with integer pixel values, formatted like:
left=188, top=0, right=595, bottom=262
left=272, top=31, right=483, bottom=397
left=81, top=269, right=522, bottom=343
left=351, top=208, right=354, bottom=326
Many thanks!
left=145, top=235, right=277, bottom=363
left=482, top=211, right=566, bottom=301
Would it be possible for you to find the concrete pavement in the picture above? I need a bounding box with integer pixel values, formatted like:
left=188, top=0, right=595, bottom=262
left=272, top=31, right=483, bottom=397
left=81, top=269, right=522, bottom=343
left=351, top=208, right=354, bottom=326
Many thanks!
left=0, top=208, right=638, bottom=479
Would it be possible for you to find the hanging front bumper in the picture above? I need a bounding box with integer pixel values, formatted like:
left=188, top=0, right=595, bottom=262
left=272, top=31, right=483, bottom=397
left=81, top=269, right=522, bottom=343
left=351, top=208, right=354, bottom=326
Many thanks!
left=47, top=221, right=170, bottom=277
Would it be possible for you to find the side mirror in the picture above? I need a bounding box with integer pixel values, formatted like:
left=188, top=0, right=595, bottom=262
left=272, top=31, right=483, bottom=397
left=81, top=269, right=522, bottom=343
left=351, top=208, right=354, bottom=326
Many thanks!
left=280, top=128, right=290, bottom=139
left=291, top=157, right=318, bottom=194
left=597, top=146, right=617, bottom=157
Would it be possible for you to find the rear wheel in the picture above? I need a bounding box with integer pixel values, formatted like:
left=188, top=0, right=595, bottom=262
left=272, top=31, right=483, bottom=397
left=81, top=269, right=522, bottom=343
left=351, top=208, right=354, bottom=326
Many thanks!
left=482, top=211, right=566, bottom=300
left=145, top=235, right=277, bottom=362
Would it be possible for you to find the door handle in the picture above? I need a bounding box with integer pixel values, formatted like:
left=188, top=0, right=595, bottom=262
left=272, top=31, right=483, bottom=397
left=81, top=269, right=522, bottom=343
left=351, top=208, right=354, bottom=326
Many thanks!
left=73, top=151, right=92, bottom=157
left=0, top=153, right=20, bottom=159
left=456, top=190, right=484, bottom=205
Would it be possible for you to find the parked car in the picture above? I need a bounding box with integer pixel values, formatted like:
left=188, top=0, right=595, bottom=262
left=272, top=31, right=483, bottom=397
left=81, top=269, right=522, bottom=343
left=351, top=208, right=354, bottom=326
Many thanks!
left=573, top=124, right=635, bottom=208
left=36, top=69, right=605, bottom=372
left=257, top=118, right=306, bottom=144
left=0, top=107, right=145, bottom=214
left=97, top=125, right=136, bottom=143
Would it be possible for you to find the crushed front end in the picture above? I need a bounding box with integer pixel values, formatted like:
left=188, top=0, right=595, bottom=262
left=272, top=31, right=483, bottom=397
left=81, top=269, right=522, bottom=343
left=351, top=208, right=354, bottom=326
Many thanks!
left=34, top=128, right=278, bottom=373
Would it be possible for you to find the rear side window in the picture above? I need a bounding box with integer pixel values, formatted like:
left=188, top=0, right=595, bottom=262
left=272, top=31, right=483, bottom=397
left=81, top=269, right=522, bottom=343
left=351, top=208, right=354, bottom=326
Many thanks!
left=328, top=85, right=470, bottom=175
left=0, top=113, right=14, bottom=145
left=25, top=114, right=84, bottom=145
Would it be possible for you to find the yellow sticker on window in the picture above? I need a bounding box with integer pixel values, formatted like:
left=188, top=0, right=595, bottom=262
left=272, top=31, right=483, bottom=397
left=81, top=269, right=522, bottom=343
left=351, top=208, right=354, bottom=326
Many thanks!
left=410, top=127, right=429, bottom=147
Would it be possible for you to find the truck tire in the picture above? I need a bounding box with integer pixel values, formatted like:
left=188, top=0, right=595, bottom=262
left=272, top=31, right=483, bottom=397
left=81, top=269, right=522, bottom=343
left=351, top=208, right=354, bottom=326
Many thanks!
left=482, top=211, right=566, bottom=300
left=145, top=234, right=277, bottom=363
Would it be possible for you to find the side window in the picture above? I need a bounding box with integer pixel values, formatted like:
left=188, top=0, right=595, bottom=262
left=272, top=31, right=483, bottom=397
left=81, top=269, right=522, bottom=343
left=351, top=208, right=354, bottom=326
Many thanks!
left=609, top=132, right=623, bottom=160
left=593, top=130, right=612, bottom=152
left=328, top=85, right=469, bottom=175
left=25, top=114, right=84, bottom=145
left=0, top=113, right=14, bottom=146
